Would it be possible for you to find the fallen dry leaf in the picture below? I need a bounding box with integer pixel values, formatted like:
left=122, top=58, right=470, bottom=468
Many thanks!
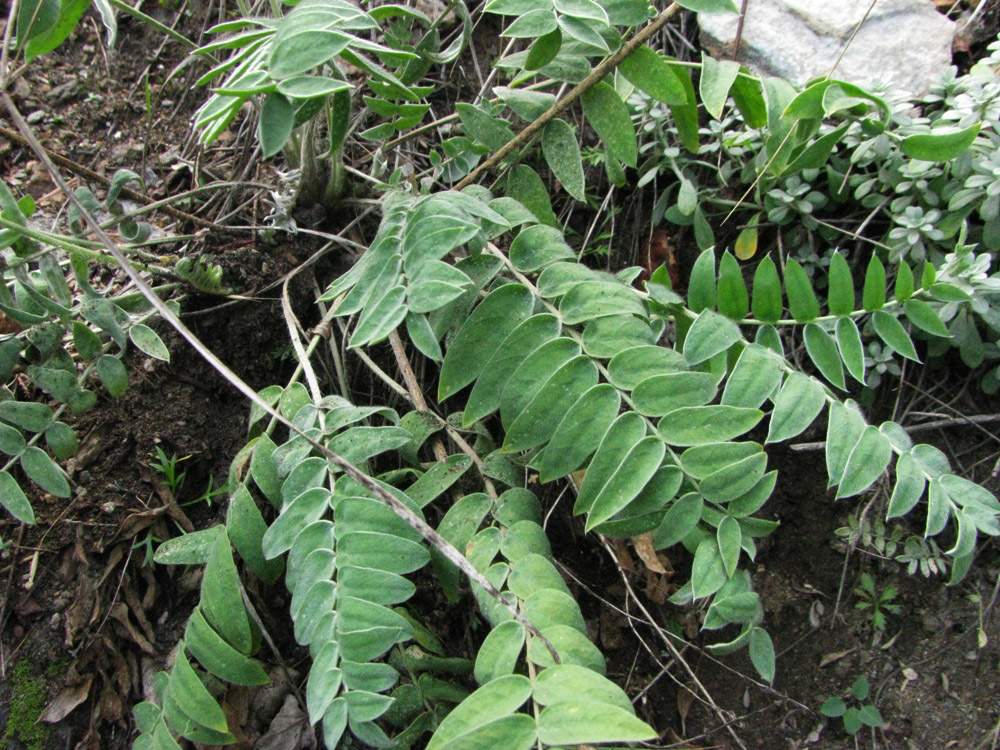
left=633, top=532, right=666, bottom=574
left=819, top=648, right=855, bottom=667
left=40, top=674, right=93, bottom=723
left=256, top=695, right=317, bottom=750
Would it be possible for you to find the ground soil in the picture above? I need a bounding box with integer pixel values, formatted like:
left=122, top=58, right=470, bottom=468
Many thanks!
left=1, top=4, right=999, bottom=750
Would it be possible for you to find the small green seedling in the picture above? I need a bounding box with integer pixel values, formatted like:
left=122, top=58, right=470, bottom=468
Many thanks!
left=148, top=446, right=189, bottom=496
left=820, top=676, right=883, bottom=735
left=855, top=572, right=901, bottom=636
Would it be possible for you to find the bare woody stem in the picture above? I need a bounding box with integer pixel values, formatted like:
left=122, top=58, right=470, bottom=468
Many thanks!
left=454, top=3, right=680, bottom=191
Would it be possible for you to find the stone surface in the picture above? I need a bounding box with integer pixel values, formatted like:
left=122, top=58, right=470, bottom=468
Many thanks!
left=698, top=0, right=955, bottom=98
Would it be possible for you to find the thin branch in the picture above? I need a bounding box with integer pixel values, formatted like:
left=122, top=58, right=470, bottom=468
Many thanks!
left=453, top=4, right=681, bottom=190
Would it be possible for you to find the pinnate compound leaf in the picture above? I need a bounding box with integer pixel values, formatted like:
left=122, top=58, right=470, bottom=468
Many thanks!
left=784, top=259, right=819, bottom=322
left=836, top=425, right=892, bottom=498
left=699, top=53, right=740, bottom=119
left=581, top=82, right=638, bottom=168
left=536, top=701, right=656, bottom=745
left=0, top=470, right=34, bottom=523
left=872, top=310, right=919, bottom=362
left=751, top=254, right=783, bottom=323
left=439, top=284, right=534, bottom=400
left=767, top=373, right=826, bottom=443
left=683, top=310, right=741, bottom=365
left=804, top=323, right=845, bottom=390
left=426, top=675, right=533, bottom=750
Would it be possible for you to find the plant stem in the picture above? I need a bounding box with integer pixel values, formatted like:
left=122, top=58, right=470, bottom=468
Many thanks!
left=453, top=3, right=681, bottom=190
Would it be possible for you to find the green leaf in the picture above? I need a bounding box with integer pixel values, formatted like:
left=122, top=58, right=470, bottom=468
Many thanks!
left=804, top=323, right=845, bottom=390
left=607, top=345, right=686, bottom=390
left=509, top=225, right=575, bottom=273
left=658, top=406, right=763, bottom=446
left=536, top=701, right=656, bottom=745
left=903, top=299, right=949, bottom=338
left=168, top=649, right=232, bottom=736
left=506, top=165, right=560, bottom=227
left=20, top=446, right=70, bottom=497
left=887, top=452, right=926, bottom=519
left=688, top=247, right=717, bottom=313
left=463, top=314, right=561, bottom=426
left=699, top=53, right=740, bottom=120
left=901, top=124, right=980, bottom=162
left=457, top=103, right=515, bottom=151
left=717, top=251, right=749, bottom=320
left=0, top=470, right=34, bottom=523
left=0, top=423, right=25, bottom=456
left=585, top=436, right=666, bottom=530
left=129, top=324, right=170, bottom=362
left=894, top=262, right=915, bottom=302
left=632, top=372, right=718, bottom=417
left=17, top=0, right=60, bottom=43
left=185, top=609, right=268, bottom=685
left=749, top=628, right=775, bottom=683
left=783, top=259, right=819, bottom=322
left=258, top=92, right=296, bottom=158
left=542, top=119, right=586, bottom=201
left=268, top=29, right=351, bottom=78
left=825, top=400, right=865, bottom=487
left=426, top=675, right=533, bottom=750
left=0, top=401, right=53, bottom=432
left=730, top=72, right=767, bottom=129
left=692, top=538, right=728, bottom=599
left=820, top=697, right=846, bottom=717
left=582, top=315, right=659, bottom=358
left=501, top=8, right=557, bottom=37
left=862, top=255, right=886, bottom=312
left=717, top=515, right=741, bottom=577
left=751, top=254, right=783, bottom=323
left=350, top=286, right=407, bottom=347
left=201, top=531, right=253, bottom=654
left=676, top=0, right=738, bottom=11
left=154, top=527, right=220, bottom=565
left=721, top=344, right=782, bottom=409
left=653, top=492, right=703, bottom=548
left=495, top=87, right=556, bottom=121
left=276, top=75, right=351, bottom=99
left=500, top=338, right=581, bottom=428
left=558, top=281, right=646, bottom=324
left=581, top=82, right=638, bottom=168
left=872, top=310, right=919, bottom=362
left=826, top=252, right=854, bottom=317
left=227, top=484, right=283, bottom=584
left=474, top=621, right=525, bottom=684
left=835, top=318, right=866, bottom=384
left=532, top=384, right=620, bottom=482
left=533, top=664, right=633, bottom=712
left=619, top=46, right=687, bottom=105
left=439, top=284, right=534, bottom=400
left=683, top=310, right=741, bottom=365
left=836, top=425, right=892, bottom=498
left=574, top=412, right=646, bottom=516
left=504, top=357, right=598, bottom=452
left=700, top=452, right=767, bottom=503
left=525, top=27, right=562, bottom=71
left=97, top=354, right=128, bottom=398
left=72, top=321, right=102, bottom=361
left=44, top=422, right=77, bottom=461
left=766, top=373, right=826, bottom=443
left=24, top=0, right=89, bottom=61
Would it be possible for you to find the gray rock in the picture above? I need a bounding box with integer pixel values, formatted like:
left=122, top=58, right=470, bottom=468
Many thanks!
left=699, top=0, right=955, bottom=99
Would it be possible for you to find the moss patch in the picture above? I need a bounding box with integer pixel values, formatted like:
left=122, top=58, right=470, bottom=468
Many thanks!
left=2, top=659, right=51, bottom=750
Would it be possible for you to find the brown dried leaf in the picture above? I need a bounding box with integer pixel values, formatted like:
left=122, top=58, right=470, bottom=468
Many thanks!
left=40, top=674, right=93, bottom=723
left=256, top=695, right=317, bottom=750
left=818, top=648, right=855, bottom=667
left=633, top=532, right=666, bottom=574
left=611, top=538, right=636, bottom=574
